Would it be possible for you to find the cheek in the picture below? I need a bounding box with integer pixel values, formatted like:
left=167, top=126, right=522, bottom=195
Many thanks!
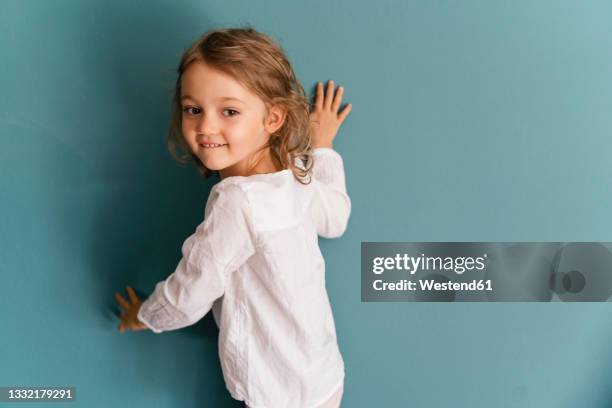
left=227, top=118, right=264, bottom=145
left=224, top=120, right=244, bottom=135
left=181, top=122, right=196, bottom=145
left=182, top=119, right=193, bottom=134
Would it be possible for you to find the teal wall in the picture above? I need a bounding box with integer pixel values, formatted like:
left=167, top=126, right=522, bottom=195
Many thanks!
left=2, top=1, right=612, bottom=407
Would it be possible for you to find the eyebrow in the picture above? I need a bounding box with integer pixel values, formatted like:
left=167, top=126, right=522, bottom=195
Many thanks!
left=180, top=95, right=246, bottom=104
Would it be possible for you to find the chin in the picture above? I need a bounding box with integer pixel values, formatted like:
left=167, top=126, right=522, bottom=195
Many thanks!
left=201, top=157, right=230, bottom=171
left=202, top=161, right=223, bottom=171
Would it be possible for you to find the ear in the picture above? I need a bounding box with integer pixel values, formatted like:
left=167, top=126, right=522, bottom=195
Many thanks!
left=263, top=104, right=287, bottom=134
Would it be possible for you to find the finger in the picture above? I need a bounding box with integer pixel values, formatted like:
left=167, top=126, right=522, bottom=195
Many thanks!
left=324, top=80, right=334, bottom=110
left=126, top=286, right=139, bottom=304
left=314, top=82, right=324, bottom=111
left=337, top=103, right=352, bottom=123
left=331, top=85, right=344, bottom=113
left=114, top=292, right=130, bottom=309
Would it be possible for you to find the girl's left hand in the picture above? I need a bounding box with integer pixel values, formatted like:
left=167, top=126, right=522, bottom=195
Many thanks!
left=309, top=80, right=352, bottom=149
left=114, top=286, right=148, bottom=333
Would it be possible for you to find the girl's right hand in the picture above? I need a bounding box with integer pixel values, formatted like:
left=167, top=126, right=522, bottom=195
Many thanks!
left=310, top=80, right=352, bottom=149
left=114, top=286, right=148, bottom=333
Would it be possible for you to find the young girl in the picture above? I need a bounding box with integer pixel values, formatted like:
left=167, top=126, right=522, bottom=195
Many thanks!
left=114, top=27, right=352, bottom=408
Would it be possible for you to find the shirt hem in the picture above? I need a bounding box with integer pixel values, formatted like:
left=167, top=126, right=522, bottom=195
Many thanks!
left=309, top=374, right=345, bottom=408
left=232, top=371, right=345, bottom=408
left=228, top=388, right=245, bottom=404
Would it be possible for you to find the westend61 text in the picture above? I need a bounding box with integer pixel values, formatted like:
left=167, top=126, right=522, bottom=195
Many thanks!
left=373, top=279, right=493, bottom=291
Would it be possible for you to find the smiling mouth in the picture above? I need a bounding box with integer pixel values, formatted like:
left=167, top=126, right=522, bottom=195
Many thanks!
left=200, top=143, right=228, bottom=148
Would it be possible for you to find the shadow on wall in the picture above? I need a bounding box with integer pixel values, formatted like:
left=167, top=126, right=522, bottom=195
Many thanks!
left=59, top=2, right=248, bottom=407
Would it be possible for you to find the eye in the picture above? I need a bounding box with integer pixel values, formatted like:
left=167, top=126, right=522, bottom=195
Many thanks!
left=182, top=106, right=200, bottom=115
left=223, top=109, right=239, bottom=117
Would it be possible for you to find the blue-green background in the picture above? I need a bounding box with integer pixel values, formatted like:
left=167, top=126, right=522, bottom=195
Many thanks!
left=2, top=1, right=612, bottom=407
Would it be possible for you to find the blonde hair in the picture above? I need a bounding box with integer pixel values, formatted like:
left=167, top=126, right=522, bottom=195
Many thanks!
left=167, top=26, right=313, bottom=184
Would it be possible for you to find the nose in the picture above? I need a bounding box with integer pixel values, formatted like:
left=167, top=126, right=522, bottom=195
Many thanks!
left=195, top=111, right=218, bottom=136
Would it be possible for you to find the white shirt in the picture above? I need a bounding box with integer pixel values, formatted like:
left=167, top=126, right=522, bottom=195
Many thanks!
left=137, top=147, right=351, bottom=408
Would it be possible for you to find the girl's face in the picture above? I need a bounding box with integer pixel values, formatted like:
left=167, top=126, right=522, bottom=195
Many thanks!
left=180, top=59, right=285, bottom=178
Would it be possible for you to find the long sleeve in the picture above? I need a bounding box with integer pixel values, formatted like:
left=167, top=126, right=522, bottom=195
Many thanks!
left=137, top=183, right=256, bottom=333
left=310, top=147, right=352, bottom=238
